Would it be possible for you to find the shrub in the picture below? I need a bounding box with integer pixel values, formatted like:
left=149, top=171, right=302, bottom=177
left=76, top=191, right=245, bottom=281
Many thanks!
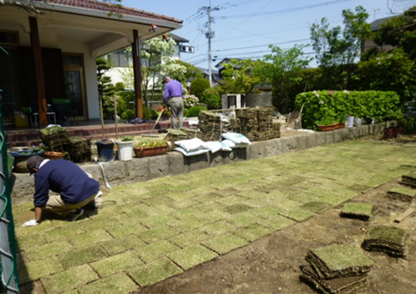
left=202, top=88, right=221, bottom=109
left=190, top=78, right=210, bottom=99
left=120, top=109, right=135, bottom=120
left=183, top=94, right=199, bottom=108
left=295, top=90, right=404, bottom=130
left=185, top=105, right=208, bottom=117
left=142, top=105, right=157, bottom=120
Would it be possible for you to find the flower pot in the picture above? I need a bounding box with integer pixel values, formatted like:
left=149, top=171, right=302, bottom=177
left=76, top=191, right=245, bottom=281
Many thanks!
left=347, top=116, right=354, bottom=128
left=354, top=117, right=362, bottom=127
left=336, top=123, right=345, bottom=129
left=318, top=124, right=338, bottom=132
left=45, top=151, right=66, bottom=160
left=9, top=150, right=45, bottom=173
left=133, top=145, right=167, bottom=158
left=95, top=140, right=115, bottom=162
left=116, top=140, right=133, bottom=161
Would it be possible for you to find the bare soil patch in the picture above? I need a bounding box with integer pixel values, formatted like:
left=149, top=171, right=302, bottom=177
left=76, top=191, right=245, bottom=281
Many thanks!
left=132, top=134, right=416, bottom=294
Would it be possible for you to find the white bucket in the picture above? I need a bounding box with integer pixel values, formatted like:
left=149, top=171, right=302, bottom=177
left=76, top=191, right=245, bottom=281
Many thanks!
left=354, top=117, right=362, bottom=127
left=116, top=141, right=133, bottom=161
left=347, top=116, right=354, bottom=128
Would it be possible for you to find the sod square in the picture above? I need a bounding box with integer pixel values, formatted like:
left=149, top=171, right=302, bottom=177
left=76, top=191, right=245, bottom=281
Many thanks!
left=16, top=234, right=47, bottom=249
left=387, top=186, right=416, bottom=203
left=42, top=226, right=85, bottom=243
left=42, top=264, right=99, bottom=294
left=78, top=273, right=138, bottom=294
left=201, top=220, right=239, bottom=236
left=136, top=240, right=180, bottom=263
left=18, top=256, right=63, bottom=284
left=168, top=245, right=218, bottom=270
left=106, top=223, right=148, bottom=239
left=169, top=230, right=211, bottom=248
left=69, top=229, right=113, bottom=248
left=139, top=214, right=179, bottom=228
left=202, top=233, right=249, bottom=254
left=257, top=214, right=296, bottom=230
left=250, top=205, right=284, bottom=219
left=91, top=251, right=144, bottom=277
left=25, top=241, right=74, bottom=262
left=300, top=201, right=333, bottom=213
left=59, top=244, right=108, bottom=269
left=289, top=192, right=321, bottom=204
left=128, top=257, right=183, bottom=286
left=228, top=212, right=258, bottom=227
left=340, top=202, right=374, bottom=220
left=100, top=234, right=145, bottom=256
left=224, top=203, right=254, bottom=214
left=137, top=225, right=180, bottom=243
left=279, top=208, right=316, bottom=222
left=234, top=223, right=274, bottom=242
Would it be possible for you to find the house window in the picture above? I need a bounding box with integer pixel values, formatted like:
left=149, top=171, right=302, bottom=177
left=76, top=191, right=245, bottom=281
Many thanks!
left=106, top=50, right=129, bottom=67
left=62, top=54, right=83, bottom=67
left=0, top=31, right=19, bottom=46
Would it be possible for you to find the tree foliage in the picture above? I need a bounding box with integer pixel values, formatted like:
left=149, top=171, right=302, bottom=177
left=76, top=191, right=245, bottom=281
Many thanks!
left=354, top=48, right=416, bottom=102
left=96, top=58, right=116, bottom=119
left=373, top=6, right=416, bottom=59
left=254, top=45, right=311, bottom=114
left=310, top=6, right=371, bottom=67
left=122, top=35, right=186, bottom=104
left=219, top=59, right=263, bottom=95
left=310, top=6, right=371, bottom=89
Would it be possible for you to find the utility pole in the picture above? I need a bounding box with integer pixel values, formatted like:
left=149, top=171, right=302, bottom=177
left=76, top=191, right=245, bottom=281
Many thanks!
left=201, top=0, right=219, bottom=87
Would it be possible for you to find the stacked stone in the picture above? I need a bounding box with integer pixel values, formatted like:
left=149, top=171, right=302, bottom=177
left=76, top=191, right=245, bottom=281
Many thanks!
left=197, top=108, right=280, bottom=142
left=39, top=126, right=70, bottom=152
left=65, top=136, right=91, bottom=163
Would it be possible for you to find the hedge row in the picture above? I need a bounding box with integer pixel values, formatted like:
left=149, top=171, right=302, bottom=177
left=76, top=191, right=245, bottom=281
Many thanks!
left=295, top=90, right=403, bottom=130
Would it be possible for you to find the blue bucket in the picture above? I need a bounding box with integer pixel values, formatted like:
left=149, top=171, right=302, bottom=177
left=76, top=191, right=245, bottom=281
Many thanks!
left=95, top=140, right=115, bottom=162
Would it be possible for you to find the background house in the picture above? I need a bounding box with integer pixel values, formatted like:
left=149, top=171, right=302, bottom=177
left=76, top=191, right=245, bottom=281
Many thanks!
left=362, top=16, right=396, bottom=53
left=104, top=34, right=190, bottom=87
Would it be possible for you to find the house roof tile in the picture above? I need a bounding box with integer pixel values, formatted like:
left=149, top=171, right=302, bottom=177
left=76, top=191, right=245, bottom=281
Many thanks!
left=37, top=0, right=183, bottom=24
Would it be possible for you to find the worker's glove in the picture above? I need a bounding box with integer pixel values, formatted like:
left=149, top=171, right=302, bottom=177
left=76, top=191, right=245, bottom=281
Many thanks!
left=22, top=219, right=38, bottom=227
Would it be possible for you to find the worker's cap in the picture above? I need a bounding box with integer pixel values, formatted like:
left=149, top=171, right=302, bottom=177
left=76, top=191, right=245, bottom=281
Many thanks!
left=26, top=155, right=45, bottom=175
left=162, top=75, right=169, bottom=83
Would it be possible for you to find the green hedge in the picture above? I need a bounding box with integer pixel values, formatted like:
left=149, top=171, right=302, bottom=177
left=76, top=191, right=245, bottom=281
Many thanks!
left=295, top=90, right=404, bottom=130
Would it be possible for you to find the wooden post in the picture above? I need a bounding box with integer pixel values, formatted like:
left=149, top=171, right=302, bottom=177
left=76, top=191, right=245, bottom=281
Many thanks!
left=29, top=17, right=48, bottom=127
left=132, top=30, right=143, bottom=119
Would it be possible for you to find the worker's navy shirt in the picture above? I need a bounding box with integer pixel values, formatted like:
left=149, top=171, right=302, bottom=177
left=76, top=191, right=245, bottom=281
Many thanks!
left=33, top=159, right=99, bottom=207
left=163, top=79, right=183, bottom=104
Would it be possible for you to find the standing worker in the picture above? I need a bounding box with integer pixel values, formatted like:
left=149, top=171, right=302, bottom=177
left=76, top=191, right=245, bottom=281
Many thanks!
left=163, top=74, right=184, bottom=129
left=21, top=156, right=102, bottom=226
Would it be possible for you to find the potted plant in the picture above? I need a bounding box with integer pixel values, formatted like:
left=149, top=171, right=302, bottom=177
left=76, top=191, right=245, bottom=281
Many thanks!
left=316, top=118, right=338, bottom=132
left=133, top=138, right=168, bottom=158
left=116, top=135, right=134, bottom=161
left=9, top=143, right=46, bottom=173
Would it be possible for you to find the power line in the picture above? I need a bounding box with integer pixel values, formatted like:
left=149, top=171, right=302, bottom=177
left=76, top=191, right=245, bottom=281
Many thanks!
left=216, top=0, right=352, bottom=19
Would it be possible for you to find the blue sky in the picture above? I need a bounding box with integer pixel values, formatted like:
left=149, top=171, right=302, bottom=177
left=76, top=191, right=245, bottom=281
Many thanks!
left=122, top=0, right=413, bottom=69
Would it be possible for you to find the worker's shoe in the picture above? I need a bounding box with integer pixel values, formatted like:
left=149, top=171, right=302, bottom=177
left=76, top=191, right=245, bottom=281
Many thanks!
left=67, top=209, right=84, bottom=222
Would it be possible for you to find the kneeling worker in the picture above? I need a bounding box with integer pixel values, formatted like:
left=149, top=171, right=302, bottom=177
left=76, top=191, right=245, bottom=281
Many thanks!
left=22, top=156, right=102, bottom=226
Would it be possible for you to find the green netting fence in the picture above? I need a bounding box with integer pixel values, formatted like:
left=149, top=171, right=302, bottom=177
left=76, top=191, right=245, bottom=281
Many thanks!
left=0, top=90, right=19, bottom=293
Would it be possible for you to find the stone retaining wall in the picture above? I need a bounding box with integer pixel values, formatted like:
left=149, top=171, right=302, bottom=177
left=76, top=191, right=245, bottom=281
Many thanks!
left=11, top=124, right=386, bottom=205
